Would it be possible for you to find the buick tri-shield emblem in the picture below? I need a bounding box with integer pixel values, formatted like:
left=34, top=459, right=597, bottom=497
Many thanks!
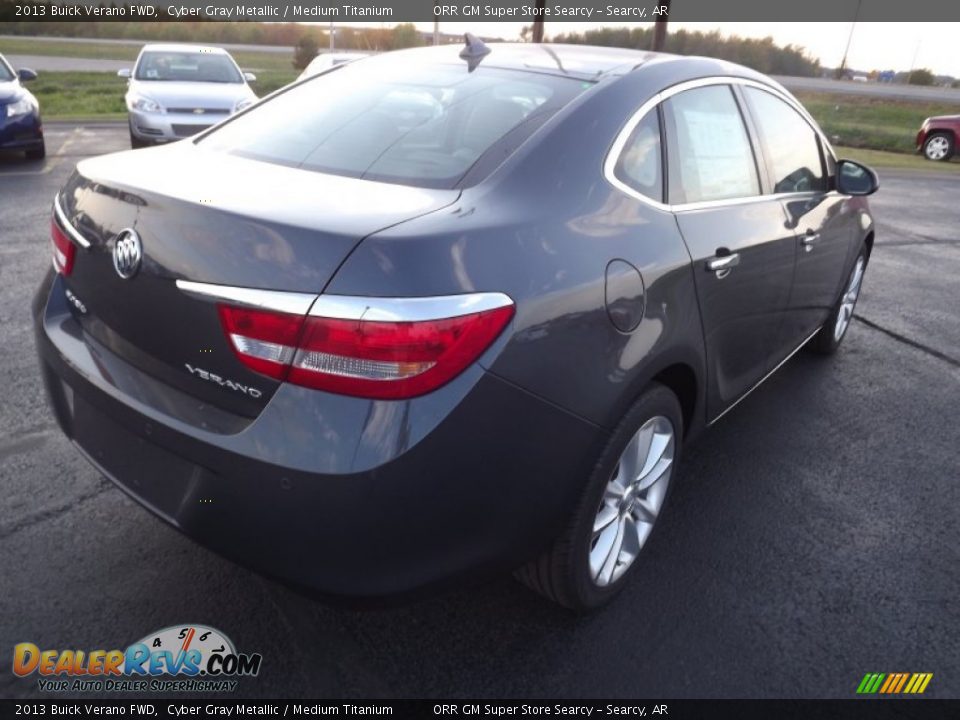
left=112, top=229, right=142, bottom=279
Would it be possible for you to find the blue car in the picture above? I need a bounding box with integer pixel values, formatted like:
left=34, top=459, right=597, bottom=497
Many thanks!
left=0, top=53, right=44, bottom=160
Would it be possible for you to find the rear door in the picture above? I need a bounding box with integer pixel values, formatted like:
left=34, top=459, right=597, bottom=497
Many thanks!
left=740, top=86, right=854, bottom=356
left=663, top=84, right=796, bottom=421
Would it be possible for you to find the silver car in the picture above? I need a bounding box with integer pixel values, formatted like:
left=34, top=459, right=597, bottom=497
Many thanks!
left=119, top=44, right=257, bottom=148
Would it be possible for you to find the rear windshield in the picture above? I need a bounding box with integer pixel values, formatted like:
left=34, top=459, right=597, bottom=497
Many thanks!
left=135, top=51, right=242, bottom=83
left=199, top=59, right=590, bottom=188
left=0, top=56, right=14, bottom=82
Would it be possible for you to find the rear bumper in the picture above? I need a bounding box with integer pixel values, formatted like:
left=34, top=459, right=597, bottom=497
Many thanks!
left=0, top=111, right=43, bottom=150
left=34, top=271, right=604, bottom=599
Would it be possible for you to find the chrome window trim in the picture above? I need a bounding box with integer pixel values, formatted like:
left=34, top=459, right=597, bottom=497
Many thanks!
left=175, top=280, right=514, bottom=322
left=176, top=280, right=317, bottom=316
left=308, top=292, right=514, bottom=322
left=604, top=76, right=838, bottom=213
left=53, top=193, right=92, bottom=249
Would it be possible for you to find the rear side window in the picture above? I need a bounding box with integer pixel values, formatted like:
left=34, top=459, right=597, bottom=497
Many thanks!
left=613, top=110, right=663, bottom=203
left=743, top=87, right=826, bottom=194
left=664, top=85, right=760, bottom=204
left=200, top=59, right=589, bottom=189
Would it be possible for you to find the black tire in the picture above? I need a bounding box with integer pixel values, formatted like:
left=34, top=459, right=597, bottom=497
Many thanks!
left=809, top=246, right=868, bottom=355
left=922, top=132, right=954, bottom=162
left=515, top=383, right=683, bottom=610
left=24, top=141, right=45, bottom=160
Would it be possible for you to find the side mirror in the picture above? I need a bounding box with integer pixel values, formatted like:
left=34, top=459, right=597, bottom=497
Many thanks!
left=117, top=68, right=132, bottom=79
left=243, top=72, right=257, bottom=83
left=17, top=68, right=37, bottom=82
left=836, top=159, right=879, bottom=196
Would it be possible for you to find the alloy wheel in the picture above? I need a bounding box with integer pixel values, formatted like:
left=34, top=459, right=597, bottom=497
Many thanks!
left=590, top=416, right=675, bottom=587
left=925, top=136, right=951, bottom=161
left=834, top=256, right=865, bottom=342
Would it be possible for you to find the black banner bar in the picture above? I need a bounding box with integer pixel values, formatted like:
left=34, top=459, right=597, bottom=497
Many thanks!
left=0, top=700, right=957, bottom=720
left=3, top=0, right=960, bottom=22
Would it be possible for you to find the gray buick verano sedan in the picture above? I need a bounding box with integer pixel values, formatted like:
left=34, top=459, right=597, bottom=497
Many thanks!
left=36, top=39, right=877, bottom=610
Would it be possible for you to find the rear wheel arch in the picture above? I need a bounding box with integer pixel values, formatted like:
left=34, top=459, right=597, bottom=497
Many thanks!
left=650, top=363, right=698, bottom=440
left=605, top=354, right=703, bottom=441
left=863, top=231, right=874, bottom=261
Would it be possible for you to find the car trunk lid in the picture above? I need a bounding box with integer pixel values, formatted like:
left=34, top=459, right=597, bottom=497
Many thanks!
left=55, top=144, right=460, bottom=417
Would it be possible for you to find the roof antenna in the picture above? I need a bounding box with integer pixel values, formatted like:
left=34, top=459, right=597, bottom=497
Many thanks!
left=459, top=33, right=491, bottom=72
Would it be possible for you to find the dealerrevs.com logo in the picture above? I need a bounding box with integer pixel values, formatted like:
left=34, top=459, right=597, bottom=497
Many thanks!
left=13, top=624, right=262, bottom=693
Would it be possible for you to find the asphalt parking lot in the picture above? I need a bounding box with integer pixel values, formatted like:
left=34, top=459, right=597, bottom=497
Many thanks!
left=1, top=125, right=958, bottom=699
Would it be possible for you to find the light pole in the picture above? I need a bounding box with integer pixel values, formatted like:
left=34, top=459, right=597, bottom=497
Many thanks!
left=652, top=0, right=671, bottom=51
left=837, top=0, right=863, bottom=79
left=532, top=0, right=545, bottom=43
left=329, top=21, right=334, bottom=51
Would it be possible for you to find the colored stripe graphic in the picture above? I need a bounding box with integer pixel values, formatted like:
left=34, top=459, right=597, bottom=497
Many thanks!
left=857, top=672, right=933, bottom=694
left=893, top=673, right=910, bottom=693
left=857, top=673, right=885, bottom=694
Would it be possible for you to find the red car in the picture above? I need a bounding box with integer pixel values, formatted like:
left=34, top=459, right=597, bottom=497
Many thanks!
left=916, top=115, right=959, bottom=161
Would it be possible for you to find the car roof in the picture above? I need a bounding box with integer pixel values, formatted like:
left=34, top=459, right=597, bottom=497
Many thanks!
left=139, top=43, right=231, bottom=55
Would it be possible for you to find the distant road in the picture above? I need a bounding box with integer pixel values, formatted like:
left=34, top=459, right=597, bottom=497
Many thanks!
left=6, top=54, right=130, bottom=73
left=0, top=33, right=292, bottom=54
left=774, top=75, right=960, bottom=103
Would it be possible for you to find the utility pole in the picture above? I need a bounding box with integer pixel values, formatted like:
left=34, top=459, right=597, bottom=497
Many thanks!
left=908, top=36, right=922, bottom=84
left=532, top=0, right=546, bottom=43
left=433, top=0, right=440, bottom=45
left=652, top=0, right=671, bottom=51
left=837, top=0, right=862, bottom=79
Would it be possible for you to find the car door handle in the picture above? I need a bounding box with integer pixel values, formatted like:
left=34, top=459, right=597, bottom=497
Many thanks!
left=801, top=230, right=820, bottom=251
left=706, top=253, right=740, bottom=273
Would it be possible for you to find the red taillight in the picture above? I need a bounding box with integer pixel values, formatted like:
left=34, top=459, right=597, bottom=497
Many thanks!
left=50, top=219, right=75, bottom=276
left=216, top=297, right=514, bottom=400
left=218, top=305, right=305, bottom=380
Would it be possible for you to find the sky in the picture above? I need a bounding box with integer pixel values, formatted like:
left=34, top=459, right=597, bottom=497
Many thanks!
left=334, top=22, right=960, bottom=77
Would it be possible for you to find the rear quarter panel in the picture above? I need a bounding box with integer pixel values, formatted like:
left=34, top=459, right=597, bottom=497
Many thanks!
left=325, top=61, right=735, bottom=433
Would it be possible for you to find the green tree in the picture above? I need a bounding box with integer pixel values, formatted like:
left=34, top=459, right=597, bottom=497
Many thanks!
left=908, top=68, right=935, bottom=86
left=292, top=35, right=318, bottom=70
left=389, top=23, right=420, bottom=50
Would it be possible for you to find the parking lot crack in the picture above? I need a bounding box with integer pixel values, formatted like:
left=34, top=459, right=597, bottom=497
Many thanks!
left=0, top=479, right=111, bottom=541
left=853, top=315, right=960, bottom=369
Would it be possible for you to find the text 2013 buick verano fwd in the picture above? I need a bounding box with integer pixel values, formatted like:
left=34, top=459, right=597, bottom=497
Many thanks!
left=35, top=41, right=878, bottom=610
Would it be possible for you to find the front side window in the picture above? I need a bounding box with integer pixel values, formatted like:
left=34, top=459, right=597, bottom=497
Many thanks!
left=200, top=59, right=589, bottom=189
left=743, top=87, right=826, bottom=194
left=135, top=52, right=242, bottom=84
left=614, top=109, right=663, bottom=203
left=664, top=85, right=760, bottom=204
